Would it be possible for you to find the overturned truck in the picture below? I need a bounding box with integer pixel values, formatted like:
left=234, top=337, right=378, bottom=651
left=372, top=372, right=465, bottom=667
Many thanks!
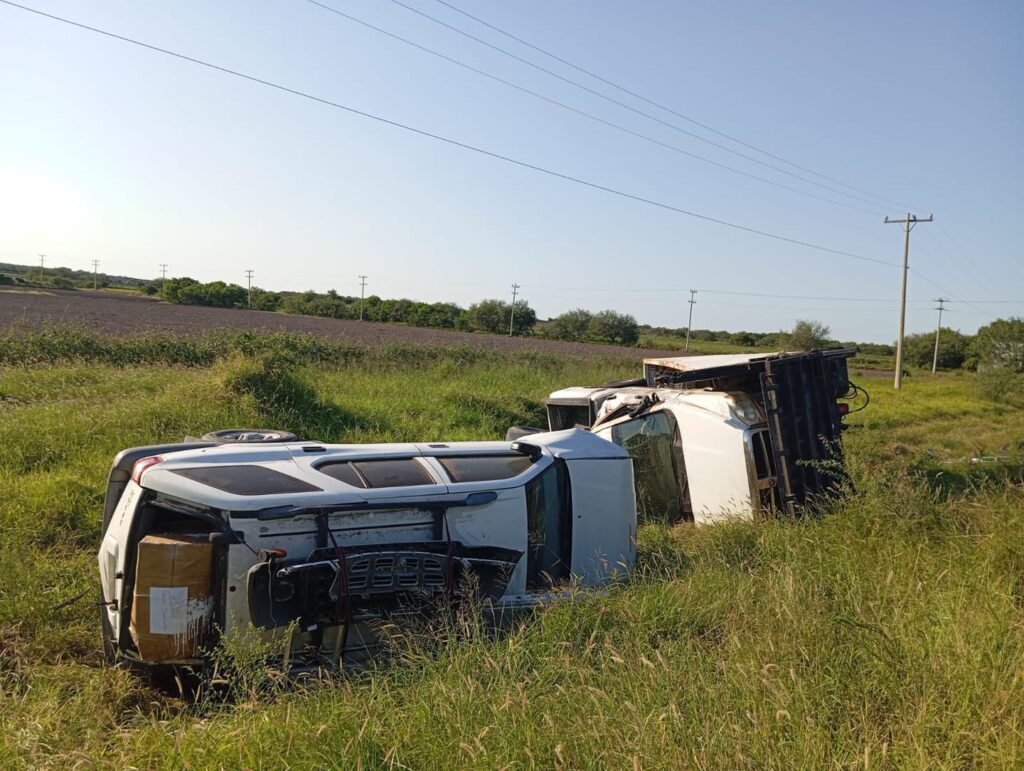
left=523, top=349, right=860, bottom=524
left=98, top=349, right=859, bottom=672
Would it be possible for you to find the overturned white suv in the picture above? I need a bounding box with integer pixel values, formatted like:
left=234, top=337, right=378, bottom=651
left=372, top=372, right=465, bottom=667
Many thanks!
left=98, top=429, right=636, bottom=671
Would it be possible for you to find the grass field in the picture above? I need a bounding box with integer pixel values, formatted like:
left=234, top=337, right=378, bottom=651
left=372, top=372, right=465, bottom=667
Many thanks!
left=1, top=328, right=1023, bottom=768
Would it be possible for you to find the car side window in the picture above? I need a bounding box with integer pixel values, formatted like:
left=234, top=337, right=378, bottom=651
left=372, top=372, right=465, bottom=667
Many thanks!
left=317, top=459, right=436, bottom=488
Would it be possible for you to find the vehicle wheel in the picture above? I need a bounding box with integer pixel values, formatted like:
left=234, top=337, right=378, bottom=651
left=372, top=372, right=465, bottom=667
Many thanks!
left=505, top=425, right=544, bottom=441
left=201, top=429, right=300, bottom=443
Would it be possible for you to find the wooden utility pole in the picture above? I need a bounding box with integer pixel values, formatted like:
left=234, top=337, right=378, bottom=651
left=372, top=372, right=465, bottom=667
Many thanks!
left=92, top=259, right=99, bottom=290
left=159, top=263, right=168, bottom=281
left=932, top=298, right=948, bottom=374
left=509, top=283, right=521, bottom=336
left=684, top=289, right=696, bottom=351
left=37, top=254, right=45, bottom=282
left=358, top=275, right=367, bottom=320
left=245, top=269, right=254, bottom=308
left=884, top=213, right=933, bottom=389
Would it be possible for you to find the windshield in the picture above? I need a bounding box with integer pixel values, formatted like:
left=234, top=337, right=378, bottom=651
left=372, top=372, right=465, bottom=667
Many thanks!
left=597, top=410, right=689, bottom=523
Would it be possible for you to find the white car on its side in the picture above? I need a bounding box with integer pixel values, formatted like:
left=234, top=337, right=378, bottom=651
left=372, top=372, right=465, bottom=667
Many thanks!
left=98, top=428, right=636, bottom=672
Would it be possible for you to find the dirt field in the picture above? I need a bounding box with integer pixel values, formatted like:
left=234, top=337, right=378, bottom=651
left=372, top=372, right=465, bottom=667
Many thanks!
left=0, top=288, right=680, bottom=358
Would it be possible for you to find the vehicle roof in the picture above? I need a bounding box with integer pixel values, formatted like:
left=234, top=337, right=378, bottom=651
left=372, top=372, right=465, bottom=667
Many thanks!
left=136, top=428, right=625, bottom=511
left=642, top=352, right=780, bottom=373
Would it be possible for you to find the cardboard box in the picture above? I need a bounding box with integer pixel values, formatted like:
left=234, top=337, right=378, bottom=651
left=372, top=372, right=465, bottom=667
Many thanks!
left=131, top=534, right=214, bottom=662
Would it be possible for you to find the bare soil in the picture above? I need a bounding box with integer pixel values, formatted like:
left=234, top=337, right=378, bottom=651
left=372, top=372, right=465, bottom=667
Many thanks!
left=0, top=288, right=682, bottom=359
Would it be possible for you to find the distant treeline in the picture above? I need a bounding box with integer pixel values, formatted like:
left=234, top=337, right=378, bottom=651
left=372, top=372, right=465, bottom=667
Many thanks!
left=0, top=262, right=146, bottom=290
left=638, top=323, right=896, bottom=357
left=156, top=277, right=538, bottom=335
left=6, top=264, right=1019, bottom=368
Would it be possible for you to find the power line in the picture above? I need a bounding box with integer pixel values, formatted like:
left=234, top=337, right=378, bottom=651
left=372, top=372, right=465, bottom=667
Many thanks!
left=386, top=0, right=901, bottom=212
left=698, top=300, right=932, bottom=313
left=0, top=0, right=898, bottom=269
left=908, top=268, right=999, bottom=321
left=431, top=0, right=919, bottom=211
left=303, top=0, right=884, bottom=217
left=922, top=226, right=999, bottom=292
left=698, top=288, right=932, bottom=303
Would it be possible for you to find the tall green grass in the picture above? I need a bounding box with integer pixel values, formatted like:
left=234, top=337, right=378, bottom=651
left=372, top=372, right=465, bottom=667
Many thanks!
left=1, top=328, right=1022, bottom=767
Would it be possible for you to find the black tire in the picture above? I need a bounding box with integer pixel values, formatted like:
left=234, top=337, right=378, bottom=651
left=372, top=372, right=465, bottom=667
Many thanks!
left=201, top=429, right=300, bottom=443
left=505, top=425, right=545, bottom=441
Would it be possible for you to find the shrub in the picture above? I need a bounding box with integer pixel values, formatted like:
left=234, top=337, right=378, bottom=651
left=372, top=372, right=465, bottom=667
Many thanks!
left=782, top=319, right=832, bottom=351
left=587, top=310, right=639, bottom=345
left=976, top=317, right=1024, bottom=372
left=467, top=299, right=535, bottom=336
left=548, top=309, right=593, bottom=341
left=902, top=328, right=974, bottom=370
left=975, top=365, right=1023, bottom=401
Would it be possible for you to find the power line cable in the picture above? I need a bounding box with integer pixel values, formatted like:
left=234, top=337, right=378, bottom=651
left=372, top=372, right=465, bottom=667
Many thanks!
left=0, top=0, right=898, bottom=269
left=431, top=0, right=921, bottom=211
left=697, top=300, right=933, bottom=313
left=697, top=288, right=931, bottom=303
left=303, top=0, right=884, bottom=216
left=387, top=0, right=902, bottom=212
left=922, top=226, right=1000, bottom=291
left=908, top=268, right=999, bottom=321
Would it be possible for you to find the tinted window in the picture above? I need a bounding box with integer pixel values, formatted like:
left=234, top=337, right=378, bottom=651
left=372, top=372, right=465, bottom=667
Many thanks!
left=317, top=459, right=435, bottom=489
left=438, top=455, right=534, bottom=483
left=525, top=462, right=572, bottom=589
left=606, top=411, right=689, bottom=523
left=316, top=461, right=367, bottom=488
left=171, top=465, right=322, bottom=495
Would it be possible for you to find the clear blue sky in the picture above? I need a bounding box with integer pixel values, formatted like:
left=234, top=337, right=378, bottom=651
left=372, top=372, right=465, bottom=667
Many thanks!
left=1, top=0, right=1020, bottom=342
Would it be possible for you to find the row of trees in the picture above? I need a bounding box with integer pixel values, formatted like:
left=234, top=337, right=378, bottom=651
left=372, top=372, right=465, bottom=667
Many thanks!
left=153, top=277, right=1023, bottom=369
left=781, top=318, right=1024, bottom=374
left=157, top=278, right=539, bottom=335
left=900, top=318, right=1024, bottom=372
left=542, top=308, right=640, bottom=345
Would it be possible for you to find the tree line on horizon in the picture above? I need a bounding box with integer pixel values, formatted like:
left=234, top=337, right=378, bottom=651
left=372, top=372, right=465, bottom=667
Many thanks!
left=5, top=264, right=1021, bottom=373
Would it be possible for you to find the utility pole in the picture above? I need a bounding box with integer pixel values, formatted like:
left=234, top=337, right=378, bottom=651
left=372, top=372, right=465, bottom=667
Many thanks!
left=509, top=283, right=520, bottom=336
left=91, top=259, right=99, bottom=290
left=931, top=297, right=948, bottom=375
left=884, top=213, right=933, bottom=390
left=684, top=289, right=697, bottom=351
left=245, top=269, right=254, bottom=309
left=37, top=254, right=45, bottom=282
left=159, top=263, right=168, bottom=281
left=358, top=275, right=367, bottom=320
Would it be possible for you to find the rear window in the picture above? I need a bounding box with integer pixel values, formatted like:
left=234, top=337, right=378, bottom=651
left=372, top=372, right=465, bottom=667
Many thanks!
left=171, top=465, right=322, bottom=495
left=438, top=454, right=534, bottom=483
left=317, top=458, right=435, bottom=489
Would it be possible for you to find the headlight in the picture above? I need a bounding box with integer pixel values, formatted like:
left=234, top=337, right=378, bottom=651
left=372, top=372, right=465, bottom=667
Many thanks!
left=729, top=400, right=762, bottom=425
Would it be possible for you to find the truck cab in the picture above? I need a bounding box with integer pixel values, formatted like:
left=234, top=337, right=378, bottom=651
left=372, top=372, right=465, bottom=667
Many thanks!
left=542, top=350, right=858, bottom=524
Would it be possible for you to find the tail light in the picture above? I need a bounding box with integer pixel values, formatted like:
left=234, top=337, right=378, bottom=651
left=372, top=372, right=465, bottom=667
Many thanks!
left=131, top=455, right=164, bottom=485
left=837, top=403, right=850, bottom=416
